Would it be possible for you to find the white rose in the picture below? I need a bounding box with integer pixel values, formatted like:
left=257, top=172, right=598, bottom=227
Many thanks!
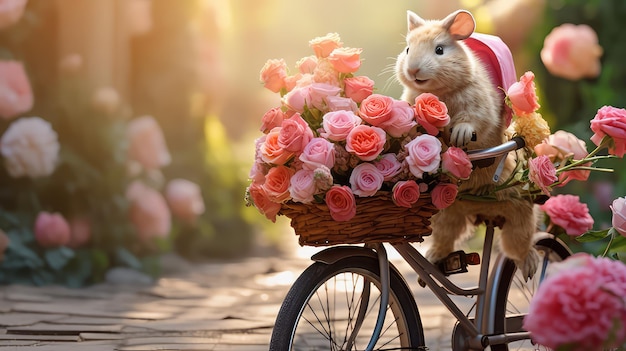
left=0, top=116, right=60, bottom=178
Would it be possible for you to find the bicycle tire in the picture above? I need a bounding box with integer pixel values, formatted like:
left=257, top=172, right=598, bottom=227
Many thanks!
left=491, top=237, right=572, bottom=351
left=269, top=255, right=425, bottom=351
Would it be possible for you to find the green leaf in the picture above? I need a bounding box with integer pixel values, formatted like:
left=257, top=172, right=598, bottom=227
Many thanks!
left=44, top=247, right=75, bottom=271
left=607, top=231, right=626, bottom=252
left=115, top=247, right=142, bottom=270
left=575, top=229, right=611, bottom=243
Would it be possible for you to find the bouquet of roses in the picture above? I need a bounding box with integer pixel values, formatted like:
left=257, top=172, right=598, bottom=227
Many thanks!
left=245, top=33, right=471, bottom=223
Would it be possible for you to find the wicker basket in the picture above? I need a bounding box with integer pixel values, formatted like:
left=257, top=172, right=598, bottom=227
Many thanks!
left=279, top=191, right=438, bottom=246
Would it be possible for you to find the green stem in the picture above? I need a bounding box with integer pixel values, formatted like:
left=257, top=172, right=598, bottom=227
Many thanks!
left=601, top=231, right=614, bottom=257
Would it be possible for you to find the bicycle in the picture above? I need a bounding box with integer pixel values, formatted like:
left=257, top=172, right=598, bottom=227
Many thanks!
left=268, top=137, right=573, bottom=351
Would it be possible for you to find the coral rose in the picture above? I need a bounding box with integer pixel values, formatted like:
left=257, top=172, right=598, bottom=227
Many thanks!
left=0, top=116, right=60, bottom=178
left=259, top=58, right=287, bottom=93
left=523, top=254, right=626, bottom=350
left=507, top=71, right=540, bottom=117
left=590, top=105, right=626, bottom=157
left=263, top=165, right=294, bottom=203
left=345, top=125, right=386, bottom=161
left=343, top=76, right=374, bottom=103
left=127, top=115, right=171, bottom=170
left=405, top=134, right=442, bottom=179
left=34, top=212, right=71, bottom=248
left=260, top=127, right=295, bottom=165
left=441, top=147, right=473, bottom=180
left=321, top=110, right=362, bottom=141
left=126, top=181, right=171, bottom=240
left=260, top=107, right=286, bottom=134
left=248, top=183, right=281, bottom=223
left=278, top=113, right=314, bottom=154
left=299, top=137, right=335, bottom=171
left=349, top=162, right=384, bottom=197
left=325, top=185, right=356, bottom=222
left=359, top=94, right=394, bottom=127
left=431, top=183, right=458, bottom=209
left=414, top=93, right=449, bottom=136
left=540, top=23, right=603, bottom=81
left=392, top=180, right=420, bottom=208
left=540, top=194, right=594, bottom=236
left=534, top=130, right=590, bottom=185
left=296, top=55, right=318, bottom=74
left=165, top=179, right=206, bottom=224
left=309, top=32, right=342, bottom=58
left=0, top=0, right=27, bottom=30
left=528, top=155, right=557, bottom=196
left=373, top=153, right=402, bottom=181
left=0, top=60, right=34, bottom=120
left=289, top=169, right=316, bottom=203
left=328, top=47, right=362, bottom=74
left=611, top=197, right=626, bottom=237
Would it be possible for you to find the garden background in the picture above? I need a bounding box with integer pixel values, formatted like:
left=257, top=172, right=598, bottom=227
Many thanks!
left=0, top=0, right=624, bottom=286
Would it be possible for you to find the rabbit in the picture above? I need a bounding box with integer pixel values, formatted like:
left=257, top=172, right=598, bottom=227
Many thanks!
left=395, top=9, right=539, bottom=280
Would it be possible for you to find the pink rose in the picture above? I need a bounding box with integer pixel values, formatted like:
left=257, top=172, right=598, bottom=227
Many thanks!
left=528, top=155, right=557, bottom=196
left=283, top=74, right=302, bottom=92
left=414, top=93, right=450, bottom=136
left=431, top=183, right=458, bottom=209
left=260, top=107, right=287, bottom=134
left=34, top=212, right=71, bottom=248
left=540, top=194, right=594, bottom=236
left=344, top=76, right=374, bottom=103
left=321, top=110, right=362, bottom=141
left=507, top=71, right=540, bottom=117
left=405, top=134, right=442, bottom=178
left=540, top=24, right=603, bottom=81
left=289, top=169, right=316, bottom=203
left=309, top=33, right=342, bottom=58
left=345, top=125, right=386, bottom=161
left=299, top=137, right=335, bottom=170
left=0, top=60, right=34, bottom=120
left=384, top=100, right=417, bottom=138
left=392, top=180, right=420, bottom=208
left=248, top=183, right=282, bottom=223
left=325, top=95, right=358, bottom=113
left=325, top=185, right=356, bottom=222
left=282, top=86, right=309, bottom=113
left=441, top=147, right=473, bottom=180
left=126, top=181, right=172, bottom=240
left=349, top=162, right=384, bottom=197
left=0, top=0, right=27, bottom=30
left=259, top=58, right=287, bottom=93
left=610, top=197, right=626, bottom=237
left=127, top=115, right=171, bottom=170
left=165, top=179, right=205, bottom=224
left=523, top=254, right=626, bottom=350
left=68, top=216, right=91, bottom=249
left=534, top=130, right=590, bottom=185
left=590, top=105, right=626, bottom=157
left=312, top=59, right=340, bottom=86
left=262, top=165, right=294, bottom=203
left=373, top=153, right=402, bottom=181
left=260, top=128, right=294, bottom=165
left=278, top=113, right=314, bottom=154
left=296, top=55, right=318, bottom=74
left=328, top=47, right=362, bottom=73
left=359, top=94, right=394, bottom=127
left=307, top=82, right=341, bottom=110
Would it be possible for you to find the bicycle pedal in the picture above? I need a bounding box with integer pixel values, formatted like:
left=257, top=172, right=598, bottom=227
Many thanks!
left=436, top=251, right=480, bottom=276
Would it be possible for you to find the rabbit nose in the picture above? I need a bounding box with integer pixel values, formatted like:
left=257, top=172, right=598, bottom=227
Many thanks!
left=408, top=68, right=420, bottom=78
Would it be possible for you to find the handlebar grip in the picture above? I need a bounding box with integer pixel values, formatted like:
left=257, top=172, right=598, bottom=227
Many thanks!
left=511, top=136, right=526, bottom=150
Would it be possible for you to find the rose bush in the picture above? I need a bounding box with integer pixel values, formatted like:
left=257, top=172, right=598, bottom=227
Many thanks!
left=127, top=115, right=171, bottom=170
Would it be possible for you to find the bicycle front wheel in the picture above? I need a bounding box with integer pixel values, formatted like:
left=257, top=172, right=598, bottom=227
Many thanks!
left=269, top=255, right=425, bottom=351
left=491, top=236, right=572, bottom=351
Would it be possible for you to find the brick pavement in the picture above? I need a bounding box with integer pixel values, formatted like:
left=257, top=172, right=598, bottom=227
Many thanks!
left=0, top=239, right=476, bottom=351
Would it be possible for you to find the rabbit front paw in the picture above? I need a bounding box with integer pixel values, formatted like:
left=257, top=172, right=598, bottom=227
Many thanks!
left=450, top=122, right=476, bottom=147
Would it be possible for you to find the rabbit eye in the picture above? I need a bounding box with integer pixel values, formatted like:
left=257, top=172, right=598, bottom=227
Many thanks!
left=405, top=46, right=409, bottom=54
left=435, top=45, right=444, bottom=55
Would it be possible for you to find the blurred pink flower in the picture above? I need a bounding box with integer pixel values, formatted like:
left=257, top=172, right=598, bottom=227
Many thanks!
left=91, top=87, right=121, bottom=116
left=34, top=212, right=71, bottom=248
left=0, top=0, right=27, bottom=30
left=126, top=115, right=171, bottom=170
left=296, top=55, right=318, bottom=74
left=68, top=216, right=91, bottom=249
left=523, top=254, right=626, bottom=350
left=59, top=53, right=83, bottom=74
left=259, top=58, right=287, bottom=93
left=540, top=23, right=603, bottom=81
left=126, top=181, right=171, bottom=240
left=309, top=33, right=342, bottom=58
left=343, top=76, right=374, bottom=103
left=0, top=116, right=60, bottom=178
left=540, top=194, right=594, bottom=236
left=260, top=107, right=287, bottom=134
left=165, top=179, right=205, bottom=224
left=0, top=60, right=33, bottom=120
left=611, top=197, right=626, bottom=237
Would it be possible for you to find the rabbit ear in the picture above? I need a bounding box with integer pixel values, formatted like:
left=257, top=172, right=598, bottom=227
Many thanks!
left=443, top=10, right=475, bottom=40
left=407, top=10, right=426, bottom=31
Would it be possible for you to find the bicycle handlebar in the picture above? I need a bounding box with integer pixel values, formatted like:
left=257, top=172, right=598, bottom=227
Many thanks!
left=466, top=136, right=525, bottom=161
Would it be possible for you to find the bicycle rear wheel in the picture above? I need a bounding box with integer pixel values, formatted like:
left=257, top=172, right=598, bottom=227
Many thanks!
left=491, top=236, right=572, bottom=351
left=269, top=254, right=425, bottom=351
